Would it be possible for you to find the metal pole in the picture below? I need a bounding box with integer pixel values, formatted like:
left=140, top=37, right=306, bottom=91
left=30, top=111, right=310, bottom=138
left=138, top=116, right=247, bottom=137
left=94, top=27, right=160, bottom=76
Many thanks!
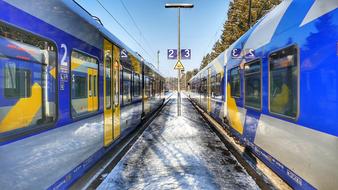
left=185, top=72, right=186, bottom=91
left=177, top=8, right=181, bottom=116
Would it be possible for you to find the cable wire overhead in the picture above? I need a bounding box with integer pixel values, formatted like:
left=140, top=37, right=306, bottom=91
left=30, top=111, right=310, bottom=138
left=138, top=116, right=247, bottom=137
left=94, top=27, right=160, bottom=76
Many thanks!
left=119, top=0, right=155, bottom=55
left=96, top=0, right=152, bottom=59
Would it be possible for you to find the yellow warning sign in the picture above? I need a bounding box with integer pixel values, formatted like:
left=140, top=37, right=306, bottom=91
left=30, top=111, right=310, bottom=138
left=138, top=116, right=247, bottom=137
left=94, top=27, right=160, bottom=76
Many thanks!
left=174, top=60, right=184, bottom=70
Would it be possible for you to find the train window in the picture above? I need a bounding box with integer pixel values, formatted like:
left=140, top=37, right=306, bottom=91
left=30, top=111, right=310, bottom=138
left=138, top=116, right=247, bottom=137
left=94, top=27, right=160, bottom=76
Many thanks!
left=230, top=67, right=240, bottom=98
left=88, top=75, right=92, bottom=96
left=211, top=75, right=216, bottom=97
left=211, top=73, right=222, bottom=99
left=105, top=56, right=112, bottom=109
left=244, top=60, right=261, bottom=109
left=145, top=77, right=151, bottom=97
left=0, top=21, right=57, bottom=134
left=114, top=60, right=119, bottom=106
left=269, top=45, right=298, bottom=118
left=122, top=68, right=131, bottom=104
left=133, top=73, right=140, bottom=97
left=71, top=50, right=98, bottom=117
left=199, top=77, right=204, bottom=94
left=73, top=76, right=87, bottom=98
left=202, top=78, right=207, bottom=96
left=93, top=75, right=97, bottom=97
left=4, top=63, right=31, bottom=98
left=151, top=79, right=155, bottom=97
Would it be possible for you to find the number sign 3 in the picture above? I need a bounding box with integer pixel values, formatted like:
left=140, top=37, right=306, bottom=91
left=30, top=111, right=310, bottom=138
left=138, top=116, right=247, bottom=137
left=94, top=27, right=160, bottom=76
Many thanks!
left=181, top=49, right=191, bottom=59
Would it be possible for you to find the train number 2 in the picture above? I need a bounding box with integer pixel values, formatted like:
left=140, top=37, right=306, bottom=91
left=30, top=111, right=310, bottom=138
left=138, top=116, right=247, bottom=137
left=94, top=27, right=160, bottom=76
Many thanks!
left=61, top=44, right=68, bottom=66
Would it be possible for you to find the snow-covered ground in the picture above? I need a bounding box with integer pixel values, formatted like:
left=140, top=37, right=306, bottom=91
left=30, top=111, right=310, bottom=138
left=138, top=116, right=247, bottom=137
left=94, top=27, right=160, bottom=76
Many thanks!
left=97, top=95, right=260, bottom=190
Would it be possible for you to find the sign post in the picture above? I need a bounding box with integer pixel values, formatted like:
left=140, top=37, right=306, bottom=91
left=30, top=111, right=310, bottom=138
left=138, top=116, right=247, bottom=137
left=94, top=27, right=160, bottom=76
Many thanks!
left=177, top=8, right=181, bottom=116
left=165, top=3, right=193, bottom=116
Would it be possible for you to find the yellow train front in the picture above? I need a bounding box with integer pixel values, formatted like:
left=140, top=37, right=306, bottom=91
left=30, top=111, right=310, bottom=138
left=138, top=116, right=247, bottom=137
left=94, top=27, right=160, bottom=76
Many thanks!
left=0, top=1, right=165, bottom=189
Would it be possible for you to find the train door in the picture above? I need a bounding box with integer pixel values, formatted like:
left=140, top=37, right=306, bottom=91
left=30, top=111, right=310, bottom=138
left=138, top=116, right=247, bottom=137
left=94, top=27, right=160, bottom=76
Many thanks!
left=207, top=68, right=211, bottom=112
left=87, top=68, right=98, bottom=112
left=103, top=39, right=113, bottom=146
left=112, top=45, right=121, bottom=139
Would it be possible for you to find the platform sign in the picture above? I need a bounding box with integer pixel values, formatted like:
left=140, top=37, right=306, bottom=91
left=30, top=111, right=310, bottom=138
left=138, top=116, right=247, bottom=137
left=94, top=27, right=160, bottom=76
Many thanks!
left=181, top=49, right=191, bottom=59
left=168, top=49, right=191, bottom=59
left=167, top=49, right=177, bottom=59
left=174, top=60, right=184, bottom=70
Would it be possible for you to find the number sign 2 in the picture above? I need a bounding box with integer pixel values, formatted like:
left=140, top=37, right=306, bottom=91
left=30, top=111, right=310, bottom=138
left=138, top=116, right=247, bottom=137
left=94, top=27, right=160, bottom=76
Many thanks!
left=167, top=49, right=177, bottom=60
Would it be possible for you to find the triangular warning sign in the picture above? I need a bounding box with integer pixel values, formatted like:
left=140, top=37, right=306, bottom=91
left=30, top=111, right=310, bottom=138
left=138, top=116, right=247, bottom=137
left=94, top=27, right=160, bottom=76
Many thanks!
left=174, top=60, right=184, bottom=70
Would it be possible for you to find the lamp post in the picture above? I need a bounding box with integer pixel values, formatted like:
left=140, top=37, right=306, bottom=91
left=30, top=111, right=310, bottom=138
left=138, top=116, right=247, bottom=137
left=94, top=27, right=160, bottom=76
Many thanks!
left=165, top=3, right=193, bottom=116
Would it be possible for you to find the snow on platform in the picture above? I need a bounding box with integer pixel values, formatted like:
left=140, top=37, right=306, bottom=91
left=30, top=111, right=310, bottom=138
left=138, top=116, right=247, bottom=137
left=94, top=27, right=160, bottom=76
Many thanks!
left=97, top=95, right=260, bottom=190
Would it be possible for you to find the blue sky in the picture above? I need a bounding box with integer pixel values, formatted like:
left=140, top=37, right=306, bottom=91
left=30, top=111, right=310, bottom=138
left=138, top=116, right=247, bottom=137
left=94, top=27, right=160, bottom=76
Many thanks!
left=76, top=0, right=229, bottom=77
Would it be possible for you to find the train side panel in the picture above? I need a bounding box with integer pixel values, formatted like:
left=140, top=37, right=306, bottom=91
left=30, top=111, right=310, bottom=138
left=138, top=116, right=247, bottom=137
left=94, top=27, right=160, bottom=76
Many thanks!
left=226, top=1, right=338, bottom=190
left=189, top=1, right=338, bottom=189
left=0, top=1, right=165, bottom=189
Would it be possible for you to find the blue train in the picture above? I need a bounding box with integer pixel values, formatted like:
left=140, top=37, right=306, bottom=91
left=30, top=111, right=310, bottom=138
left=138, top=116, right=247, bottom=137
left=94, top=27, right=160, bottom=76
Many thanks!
left=189, top=1, right=338, bottom=190
left=0, top=0, right=165, bottom=189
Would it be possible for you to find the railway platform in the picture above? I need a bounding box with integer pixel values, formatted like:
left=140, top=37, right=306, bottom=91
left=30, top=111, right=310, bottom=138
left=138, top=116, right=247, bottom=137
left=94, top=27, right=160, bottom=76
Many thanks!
left=90, top=94, right=260, bottom=190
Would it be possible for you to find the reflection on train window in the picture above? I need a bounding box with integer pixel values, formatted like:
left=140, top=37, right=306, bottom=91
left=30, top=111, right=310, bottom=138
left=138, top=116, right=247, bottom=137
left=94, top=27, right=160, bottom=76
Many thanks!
left=145, top=77, right=151, bottom=98
left=93, top=75, right=97, bottom=96
left=73, top=76, right=87, bottom=98
left=244, top=60, right=261, bottom=109
left=269, top=45, right=298, bottom=118
left=114, top=60, right=119, bottom=106
left=105, top=56, right=111, bottom=109
left=151, top=79, right=155, bottom=97
left=122, top=68, right=131, bottom=104
left=230, top=67, right=240, bottom=98
left=211, top=73, right=222, bottom=99
left=0, top=21, right=57, bottom=134
left=134, top=73, right=141, bottom=97
left=71, top=50, right=98, bottom=117
left=202, top=77, right=207, bottom=96
left=4, top=63, right=31, bottom=98
left=88, top=75, right=92, bottom=96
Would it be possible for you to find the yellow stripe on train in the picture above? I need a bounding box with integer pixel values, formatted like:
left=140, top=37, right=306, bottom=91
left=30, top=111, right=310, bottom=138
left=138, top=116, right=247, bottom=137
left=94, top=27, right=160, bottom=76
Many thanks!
left=0, top=83, right=42, bottom=133
left=226, top=83, right=244, bottom=134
